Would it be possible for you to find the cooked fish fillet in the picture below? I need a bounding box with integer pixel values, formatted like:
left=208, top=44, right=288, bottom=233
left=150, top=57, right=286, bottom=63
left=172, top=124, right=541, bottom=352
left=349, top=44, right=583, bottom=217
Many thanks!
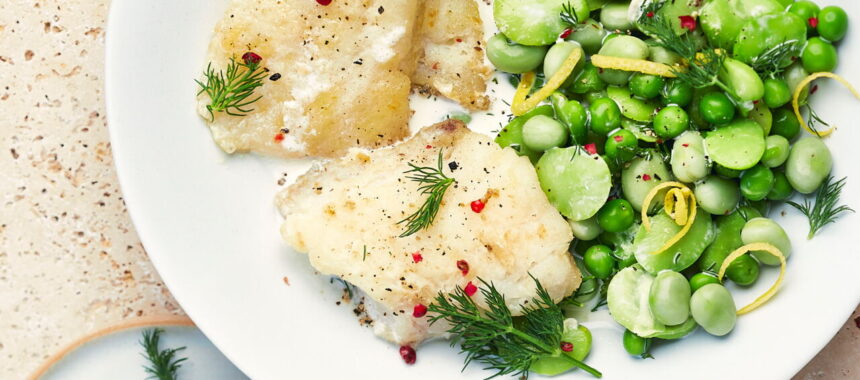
left=198, top=0, right=421, bottom=158
left=276, top=120, right=580, bottom=345
left=412, top=0, right=493, bottom=110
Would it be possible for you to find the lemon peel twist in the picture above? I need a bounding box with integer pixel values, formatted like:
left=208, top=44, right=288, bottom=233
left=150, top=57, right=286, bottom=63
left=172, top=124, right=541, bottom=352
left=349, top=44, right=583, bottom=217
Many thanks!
left=512, top=48, right=583, bottom=116
left=792, top=72, right=860, bottom=137
left=641, top=182, right=697, bottom=255
left=718, top=243, right=787, bottom=315
left=591, top=55, right=678, bottom=78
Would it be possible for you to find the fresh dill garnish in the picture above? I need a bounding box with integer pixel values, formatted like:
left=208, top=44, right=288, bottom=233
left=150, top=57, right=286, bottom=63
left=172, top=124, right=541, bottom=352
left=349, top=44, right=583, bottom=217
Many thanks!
left=802, top=103, right=831, bottom=137
left=788, top=176, right=854, bottom=239
left=428, top=277, right=602, bottom=379
left=195, top=57, right=268, bottom=121
left=636, top=2, right=732, bottom=94
left=398, top=150, right=456, bottom=238
left=748, top=40, right=799, bottom=78
left=560, top=2, right=580, bottom=26
left=140, top=328, right=187, bottom=380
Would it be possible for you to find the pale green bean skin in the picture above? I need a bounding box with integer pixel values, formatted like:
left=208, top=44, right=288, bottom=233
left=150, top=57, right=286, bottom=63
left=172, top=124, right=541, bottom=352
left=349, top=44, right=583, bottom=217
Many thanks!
left=569, top=217, right=603, bottom=241
left=691, top=283, right=737, bottom=336
left=649, top=271, right=692, bottom=326
left=741, top=217, right=792, bottom=266
left=600, top=2, right=635, bottom=31
left=544, top=41, right=585, bottom=88
left=762, top=135, right=790, bottom=168
left=523, top=115, right=568, bottom=151
left=786, top=137, right=833, bottom=194
left=783, top=62, right=810, bottom=104
left=486, top=33, right=548, bottom=74
left=622, top=152, right=675, bottom=212
left=598, top=36, right=649, bottom=85
left=670, top=131, right=709, bottom=183
left=567, top=19, right=606, bottom=55
left=648, top=44, right=684, bottom=66
left=694, top=176, right=740, bottom=216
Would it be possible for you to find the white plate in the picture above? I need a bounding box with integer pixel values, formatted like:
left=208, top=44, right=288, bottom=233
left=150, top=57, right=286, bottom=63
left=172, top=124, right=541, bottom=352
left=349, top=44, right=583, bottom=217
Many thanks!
left=106, top=1, right=860, bottom=379
left=42, top=326, right=247, bottom=380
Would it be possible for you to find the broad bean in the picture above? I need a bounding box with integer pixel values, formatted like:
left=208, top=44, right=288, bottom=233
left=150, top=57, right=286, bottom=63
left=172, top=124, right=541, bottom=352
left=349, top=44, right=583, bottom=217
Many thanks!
left=786, top=137, right=832, bottom=194
left=741, top=217, right=793, bottom=265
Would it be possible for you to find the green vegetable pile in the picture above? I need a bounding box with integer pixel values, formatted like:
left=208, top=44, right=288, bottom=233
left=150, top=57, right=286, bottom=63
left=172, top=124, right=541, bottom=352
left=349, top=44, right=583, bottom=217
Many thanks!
left=453, top=0, right=858, bottom=376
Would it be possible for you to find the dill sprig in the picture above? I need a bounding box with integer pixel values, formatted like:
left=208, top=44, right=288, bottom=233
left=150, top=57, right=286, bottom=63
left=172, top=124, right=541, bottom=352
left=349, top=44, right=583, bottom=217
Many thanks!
left=748, top=40, right=799, bottom=78
left=196, top=57, right=268, bottom=121
left=802, top=103, right=831, bottom=137
left=788, top=176, right=854, bottom=239
left=398, top=150, right=456, bottom=237
left=140, top=328, right=187, bottom=380
left=428, top=277, right=602, bottom=379
left=636, top=2, right=731, bottom=93
left=560, top=2, right=580, bottom=26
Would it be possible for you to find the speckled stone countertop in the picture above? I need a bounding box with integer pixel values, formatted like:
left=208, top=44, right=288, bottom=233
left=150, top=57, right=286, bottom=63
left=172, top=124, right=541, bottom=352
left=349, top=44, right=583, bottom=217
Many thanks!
left=0, top=1, right=857, bottom=379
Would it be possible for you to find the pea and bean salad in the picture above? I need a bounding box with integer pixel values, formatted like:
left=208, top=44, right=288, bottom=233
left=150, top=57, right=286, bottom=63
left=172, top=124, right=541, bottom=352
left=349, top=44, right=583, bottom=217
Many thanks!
left=489, top=0, right=856, bottom=372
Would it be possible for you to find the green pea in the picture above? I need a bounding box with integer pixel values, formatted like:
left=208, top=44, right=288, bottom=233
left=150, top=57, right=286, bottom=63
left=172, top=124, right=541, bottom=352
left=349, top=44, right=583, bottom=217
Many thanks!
left=786, top=137, right=833, bottom=194
left=629, top=73, right=665, bottom=100
left=671, top=131, right=709, bottom=184
left=523, top=115, right=568, bottom=152
left=597, top=198, right=635, bottom=233
left=788, top=1, right=820, bottom=30
left=662, top=80, right=694, bottom=107
left=569, top=216, right=603, bottom=241
left=699, top=92, right=735, bottom=125
left=653, top=106, right=689, bottom=139
left=763, top=78, right=792, bottom=109
left=768, top=171, right=795, bottom=201
left=589, top=98, right=622, bottom=135
left=771, top=108, right=801, bottom=140
left=817, top=6, right=849, bottom=42
left=486, top=33, right=549, bottom=74
left=567, top=19, right=606, bottom=55
left=689, top=272, right=721, bottom=293
left=622, top=330, right=651, bottom=358
left=649, top=271, right=692, bottom=326
left=570, top=62, right=608, bottom=94
left=600, top=2, right=635, bottom=31
left=740, top=164, right=775, bottom=202
left=605, top=129, right=639, bottom=163
left=690, top=284, right=737, bottom=336
left=801, top=37, right=838, bottom=73
left=694, top=176, right=740, bottom=216
left=725, top=253, right=760, bottom=286
left=559, top=100, right=589, bottom=144
left=742, top=217, right=793, bottom=265
left=584, top=244, right=616, bottom=280
left=761, top=135, right=790, bottom=168
left=544, top=41, right=585, bottom=88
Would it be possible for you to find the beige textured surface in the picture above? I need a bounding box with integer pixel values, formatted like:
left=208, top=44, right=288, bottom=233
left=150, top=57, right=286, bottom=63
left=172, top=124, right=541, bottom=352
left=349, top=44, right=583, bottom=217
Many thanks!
left=0, top=1, right=183, bottom=378
left=0, top=1, right=857, bottom=379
